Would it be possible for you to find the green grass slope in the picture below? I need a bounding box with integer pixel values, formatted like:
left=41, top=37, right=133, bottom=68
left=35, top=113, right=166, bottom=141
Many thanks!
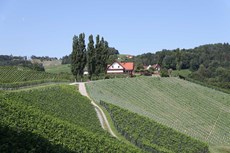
left=0, top=85, right=142, bottom=152
left=86, top=77, right=230, bottom=147
left=45, top=64, right=71, bottom=74
left=172, top=69, right=192, bottom=77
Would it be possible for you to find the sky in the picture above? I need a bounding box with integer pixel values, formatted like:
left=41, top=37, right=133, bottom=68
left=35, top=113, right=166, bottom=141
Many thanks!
left=0, top=0, right=230, bottom=58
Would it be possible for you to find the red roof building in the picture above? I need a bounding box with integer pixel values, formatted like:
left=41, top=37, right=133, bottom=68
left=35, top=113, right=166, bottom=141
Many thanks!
left=107, top=61, right=134, bottom=74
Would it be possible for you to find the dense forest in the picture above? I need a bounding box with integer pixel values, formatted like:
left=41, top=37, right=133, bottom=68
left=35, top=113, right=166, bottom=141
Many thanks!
left=133, top=43, right=230, bottom=90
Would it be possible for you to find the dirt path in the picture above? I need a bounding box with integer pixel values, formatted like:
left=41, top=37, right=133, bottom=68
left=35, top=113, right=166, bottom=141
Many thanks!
left=72, top=82, right=117, bottom=138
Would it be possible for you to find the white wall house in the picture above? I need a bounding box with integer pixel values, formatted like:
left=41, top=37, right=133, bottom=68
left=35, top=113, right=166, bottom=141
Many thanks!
left=107, top=62, right=124, bottom=73
left=107, top=61, right=134, bottom=74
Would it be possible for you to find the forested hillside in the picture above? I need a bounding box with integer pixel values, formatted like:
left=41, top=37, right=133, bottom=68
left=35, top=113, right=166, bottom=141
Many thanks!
left=134, top=43, right=230, bottom=90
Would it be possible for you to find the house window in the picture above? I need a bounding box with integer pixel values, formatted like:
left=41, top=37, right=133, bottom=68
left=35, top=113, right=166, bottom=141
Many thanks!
left=112, top=66, right=114, bottom=68
left=118, top=66, right=120, bottom=68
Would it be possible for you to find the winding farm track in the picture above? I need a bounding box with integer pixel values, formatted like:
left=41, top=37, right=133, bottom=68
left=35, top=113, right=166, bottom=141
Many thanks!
left=70, top=82, right=117, bottom=138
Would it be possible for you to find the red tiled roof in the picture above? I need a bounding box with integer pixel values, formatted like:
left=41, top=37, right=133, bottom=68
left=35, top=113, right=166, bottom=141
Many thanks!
left=120, top=62, right=134, bottom=70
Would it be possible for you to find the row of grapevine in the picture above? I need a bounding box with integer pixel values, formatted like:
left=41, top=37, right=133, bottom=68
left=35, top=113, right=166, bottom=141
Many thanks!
left=100, top=101, right=210, bottom=153
left=0, top=85, right=143, bottom=152
left=0, top=79, right=68, bottom=90
left=3, top=85, right=103, bottom=133
left=86, top=77, right=230, bottom=145
left=0, top=66, right=74, bottom=84
left=0, top=97, right=142, bottom=153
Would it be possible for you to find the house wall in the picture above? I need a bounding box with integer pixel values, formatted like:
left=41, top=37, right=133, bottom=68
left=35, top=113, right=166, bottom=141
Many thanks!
left=107, top=62, right=124, bottom=73
left=107, top=70, right=124, bottom=73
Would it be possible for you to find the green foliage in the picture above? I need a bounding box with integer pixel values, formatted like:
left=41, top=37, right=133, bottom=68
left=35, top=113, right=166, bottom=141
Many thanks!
left=160, top=68, right=169, bottom=77
left=87, top=34, right=95, bottom=79
left=71, top=33, right=87, bottom=80
left=135, top=63, right=144, bottom=72
left=86, top=77, right=230, bottom=146
left=133, top=43, right=230, bottom=90
left=190, top=64, right=230, bottom=90
left=71, top=33, right=117, bottom=80
left=0, top=85, right=142, bottom=152
left=94, top=35, right=110, bottom=75
left=61, top=54, right=71, bottom=64
left=172, top=69, right=192, bottom=78
left=0, top=55, right=45, bottom=71
left=162, top=55, right=177, bottom=69
left=101, top=101, right=209, bottom=153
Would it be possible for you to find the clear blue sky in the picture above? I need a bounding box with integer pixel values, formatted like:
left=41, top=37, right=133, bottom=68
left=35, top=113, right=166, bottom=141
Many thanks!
left=0, top=0, right=230, bottom=58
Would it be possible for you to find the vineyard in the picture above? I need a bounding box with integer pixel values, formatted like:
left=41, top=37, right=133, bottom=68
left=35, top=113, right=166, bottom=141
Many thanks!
left=0, top=85, right=142, bottom=152
left=3, top=85, right=103, bottom=133
left=86, top=77, right=230, bottom=149
left=101, top=101, right=209, bottom=153
left=0, top=66, right=74, bottom=84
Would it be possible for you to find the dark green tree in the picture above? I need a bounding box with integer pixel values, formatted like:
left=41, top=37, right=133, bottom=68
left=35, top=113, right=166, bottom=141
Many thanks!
left=100, top=38, right=110, bottom=73
left=87, top=35, right=95, bottom=79
left=78, top=33, right=87, bottom=79
left=71, top=33, right=87, bottom=81
left=71, top=35, right=79, bottom=79
left=95, top=35, right=101, bottom=76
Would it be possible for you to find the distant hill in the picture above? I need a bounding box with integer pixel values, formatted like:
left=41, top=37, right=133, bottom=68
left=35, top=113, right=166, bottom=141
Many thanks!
left=133, top=43, right=230, bottom=91
left=117, top=54, right=134, bottom=62
left=31, top=59, right=62, bottom=67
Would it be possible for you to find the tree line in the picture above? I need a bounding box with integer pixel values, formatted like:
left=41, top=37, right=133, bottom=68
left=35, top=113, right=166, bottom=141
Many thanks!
left=30, top=55, right=58, bottom=61
left=133, top=43, right=230, bottom=90
left=0, top=55, right=45, bottom=71
left=71, top=33, right=119, bottom=80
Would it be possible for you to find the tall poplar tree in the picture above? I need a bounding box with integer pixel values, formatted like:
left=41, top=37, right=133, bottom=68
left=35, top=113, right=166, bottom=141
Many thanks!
left=71, top=35, right=79, bottom=79
left=87, top=35, right=95, bottom=79
left=100, top=37, right=109, bottom=73
left=95, top=35, right=101, bottom=76
left=71, top=33, right=86, bottom=81
left=78, top=33, right=87, bottom=79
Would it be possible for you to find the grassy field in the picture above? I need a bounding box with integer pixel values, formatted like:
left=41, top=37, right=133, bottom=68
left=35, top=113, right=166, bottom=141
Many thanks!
left=86, top=77, right=230, bottom=150
left=172, top=69, right=192, bottom=77
left=45, top=64, right=71, bottom=74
